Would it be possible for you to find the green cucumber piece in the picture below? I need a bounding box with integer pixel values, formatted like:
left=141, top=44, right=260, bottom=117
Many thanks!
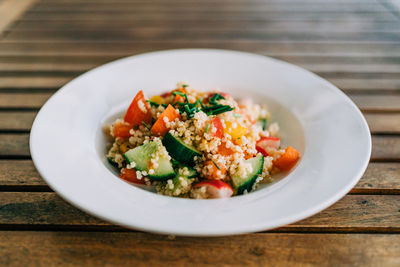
left=232, top=154, right=264, bottom=195
left=162, top=132, right=201, bottom=166
left=107, top=157, right=120, bottom=169
left=123, top=141, right=175, bottom=181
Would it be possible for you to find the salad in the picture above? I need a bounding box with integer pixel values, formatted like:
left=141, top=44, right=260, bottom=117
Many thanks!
left=106, top=83, right=300, bottom=199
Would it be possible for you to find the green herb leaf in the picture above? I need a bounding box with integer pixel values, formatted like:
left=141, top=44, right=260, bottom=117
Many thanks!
left=182, top=84, right=188, bottom=88
left=205, top=123, right=210, bottom=133
left=142, top=121, right=151, bottom=131
left=212, top=160, right=221, bottom=170
left=146, top=100, right=160, bottom=107
left=172, top=91, right=185, bottom=97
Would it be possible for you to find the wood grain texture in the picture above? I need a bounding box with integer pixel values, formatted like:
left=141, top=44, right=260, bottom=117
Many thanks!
left=0, top=232, right=398, bottom=267
left=1, top=232, right=400, bottom=267
left=0, top=111, right=35, bottom=130
left=1, top=42, right=399, bottom=56
left=1, top=162, right=399, bottom=194
left=1, top=75, right=399, bottom=93
left=0, top=93, right=51, bottom=108
left=364, top=113, right=400, bottom=134
left=0, top=0, right=37, bottom=35
left=11, top=20, right=400, bottom=32
left=0, top=160, right=43, bottom=186
left=0, top=192, right=399, bottom=232
left=0, top=134, right=29, bottom=156
left=350, top=94, right=400, bottom=112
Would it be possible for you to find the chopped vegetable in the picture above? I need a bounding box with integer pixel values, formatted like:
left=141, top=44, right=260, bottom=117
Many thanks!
left=224, top=121, right=247, bottom=140
left=204, top=123, right=210, bottom=133
left=273, top=146, right=300, bottom=171
left=212, top=117, right=223, bottom=138
left=204, top=160, right=226, bottom=179
left=256, top=137, right=280, bottom=157
left=120, top=168, right=145, bottom=184
left=142, top=121, right=151, bottom=131
left=112, top=121, right=132, bottom=138
left=193, top=180, right=233, bottom=198
left=151, top=104, right=181, bottom=136
left=124, top=90, right=152, bottom=126
left=149, top=95, right=164, bottom=105
left=217, top=142, right=235, bottom=156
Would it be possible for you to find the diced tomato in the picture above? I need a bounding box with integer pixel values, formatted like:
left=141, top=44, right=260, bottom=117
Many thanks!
left=212, top=117, right=223, bottom=138
left=113, top=121, right=133, bottom=138
left=256, top=146, right=268, bottom=157
left=193, top=180, right=233, bottom=198
left=273, top=146, right=300, bottom=171
left=256, top=137, right=281, bottom=154
left=120, top=168, right=145, bottom=184
left=204, top=160, right=227, bottom=180
left=217, top=142, right=235, bottom=156
left=151, top=104, right=181, bottom=136
left=124, top=90, right=152, bottom=126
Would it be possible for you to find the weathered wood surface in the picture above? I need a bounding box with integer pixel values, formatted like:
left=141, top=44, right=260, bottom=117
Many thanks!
left=1, top=232, right=399, bottom=267
left=0, top=0, right=399, bottom=265
left=0, top=192, right=399, bottom=232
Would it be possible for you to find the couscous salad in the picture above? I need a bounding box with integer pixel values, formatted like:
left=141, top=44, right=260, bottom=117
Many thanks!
left=106, top=83, right=300, bottom=199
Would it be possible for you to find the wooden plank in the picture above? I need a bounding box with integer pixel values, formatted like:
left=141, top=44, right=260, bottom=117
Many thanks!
left=0, top=160, right=43, bottom=186
left=0, top=0, right=37, bottom=35
left=0, top=93, right=51, bottom=108
left=2, top=63, right=400, bottom=78
left=1, top=161, right=399, bottom=193
left=0, top=192, right=399, bottom=232
left=1, top=54, right=398, bottom=65
left=4, top=29, right=400, bottom=42
left=11, top=20, right=400, bottom=32
left=372, top=136, right=400, bottom=160
left=1, top=232, right=399, bottom=267
left=18, top=12, right=398, bottom=22
left=28, top=2, right=389, bottom=13
left=0, top=134, right=29, bottom=156
left=0, top=77, right=71, bottom=89
left=0, top=111, right=35, bottom=130
left=2, top=76, right=400, bottom=93
left=354, top=163, right=400, bottom=194
left=0, top=41, right=399, bottom=57
left=350, top=95, right=400, bottom=112
left=364, top=113, right=400, bottom=134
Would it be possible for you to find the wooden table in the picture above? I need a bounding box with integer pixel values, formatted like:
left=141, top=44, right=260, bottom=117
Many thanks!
left=1, top=0, right=400, bottom=265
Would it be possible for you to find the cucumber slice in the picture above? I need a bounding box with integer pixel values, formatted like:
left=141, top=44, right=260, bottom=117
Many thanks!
left=256, top=118, right=267, bottom=130
left=123, top=141, right=175, bottom=181
left=232, top=154, right=264, bottom=195
left=162, top=132, right=201, bottom=166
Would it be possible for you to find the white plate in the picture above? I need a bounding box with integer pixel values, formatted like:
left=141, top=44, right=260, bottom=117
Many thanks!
left=30, top=49, right=371, bottom=236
